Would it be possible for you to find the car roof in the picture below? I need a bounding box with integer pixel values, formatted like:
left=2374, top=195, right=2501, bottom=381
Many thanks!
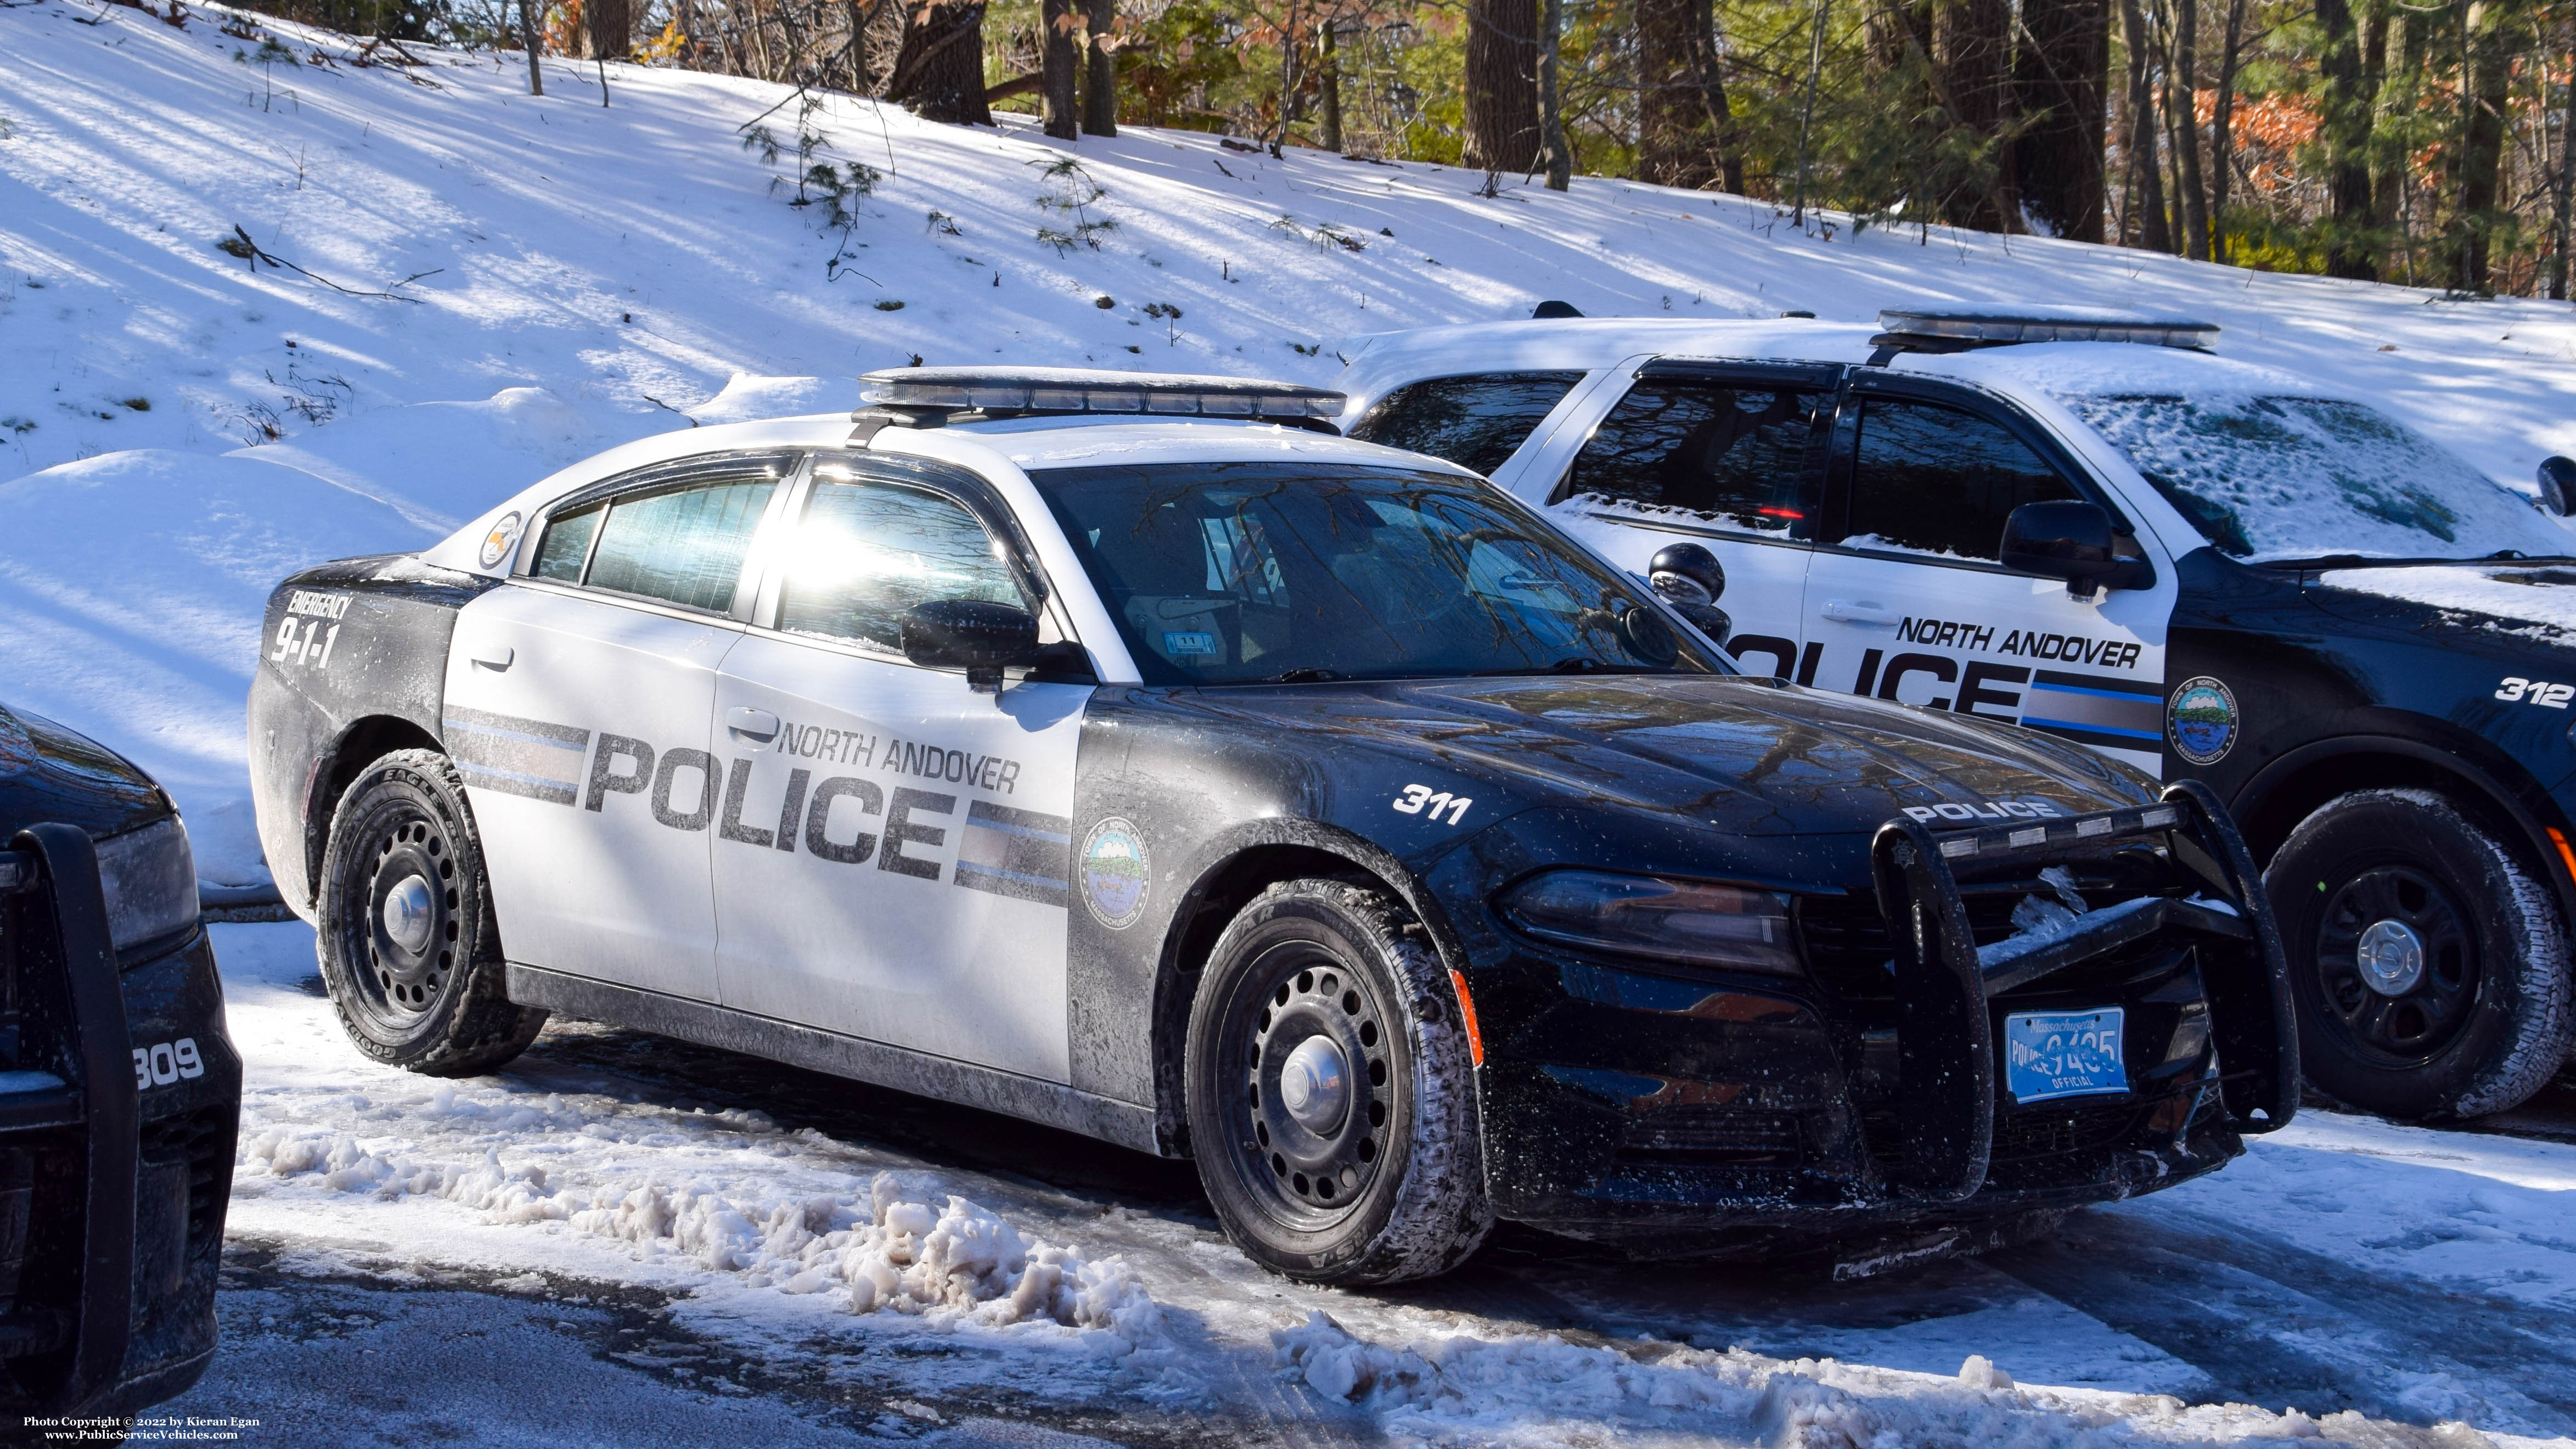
left=419, top=413, right=1476, bottom=576
left=1903, top=339, right=2355, bottom=404
left=1338, top=316, right=1882, bottom=380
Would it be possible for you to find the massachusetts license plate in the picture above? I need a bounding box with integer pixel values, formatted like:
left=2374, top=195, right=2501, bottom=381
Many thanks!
left=2003, top=1009, right=2128, bottom=1104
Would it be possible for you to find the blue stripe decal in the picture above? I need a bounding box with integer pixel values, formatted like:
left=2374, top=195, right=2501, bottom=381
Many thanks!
left=964, top=817, right=1073, bottom=845
left=443, top=717, right=589, bottom=754
left=2023, top=682, right=2162, bottom=704
left=2023, top=716, right=2164, bottom=742
left=457, top=762, right=582, bottom=791
left=955, top=861, right=1069, bottom=891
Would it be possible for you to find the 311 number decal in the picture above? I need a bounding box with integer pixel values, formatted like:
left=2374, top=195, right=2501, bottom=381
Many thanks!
left=1392, top=783, right=1472, bottom=825
left=2496, top=677, right=2574, bottom=709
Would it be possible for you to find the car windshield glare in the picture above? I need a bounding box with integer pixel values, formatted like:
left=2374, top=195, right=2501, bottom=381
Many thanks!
left=1028, top=462, right=1718, bottom=684
left=2066, top=392, right=2573, bottom=562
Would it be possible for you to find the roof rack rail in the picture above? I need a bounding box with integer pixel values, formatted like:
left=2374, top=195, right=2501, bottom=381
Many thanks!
left=1866, top=308, right=2219, bottom=366
left=850, top=366, right=1346, bottom=442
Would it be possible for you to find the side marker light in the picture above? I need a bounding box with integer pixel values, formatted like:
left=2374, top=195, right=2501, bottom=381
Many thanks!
left=1448, top=968, right=1485, bottom=1067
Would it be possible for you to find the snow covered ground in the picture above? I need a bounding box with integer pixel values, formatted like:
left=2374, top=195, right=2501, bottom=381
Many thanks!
left=12, top=0, right=2576, bottom=889
left=163, top=919, right=2576, bottom=1446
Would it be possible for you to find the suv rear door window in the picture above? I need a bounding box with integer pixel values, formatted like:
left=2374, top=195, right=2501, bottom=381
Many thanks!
left=1562, top=378, right=1826, bottom=538
left=1348, top=372, right=1583, bottom=476
left=1841, top=400, right=2078, bottom=561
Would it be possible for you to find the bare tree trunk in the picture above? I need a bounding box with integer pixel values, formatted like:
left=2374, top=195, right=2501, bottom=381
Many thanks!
left=2169, top=0, right=2206, bottom=257
left=2013, top=0, right=2110, bottom=240
left=1317, top=18, right=1344, bottom=152
left=520, top=0, right=544, bottom=93
left=1539, top=0, right=1573, bottom=186
left=584, top=0, right=629, bottom=58
left=1080, top=0, right=1116, bottom=133
left=1703, top=4, right=1746, bottom=193
left=1938, top=0, right=2018, bottom=228
left=2452, top=0, right=2515, bottom=291
left=2557, top=20, right=2575, bottom=298
left=1042, top=0, right=1078, bottom=137
left=2313, top=0, right=2378, bottom=278
left=2206, top=0, right=2244, bottom=260
left=2118, top=0, right=2172, bottom=250
left=890, top=0, right=994, bottom=123
left=1465, top=0, right=1543, bottom=172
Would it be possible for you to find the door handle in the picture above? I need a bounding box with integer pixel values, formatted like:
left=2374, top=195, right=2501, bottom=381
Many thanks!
left=1820, top=600, right=1902, bottom=626
left=726, top=706, right=780, bottom=741
left=469, top=645, right=515, bottom=670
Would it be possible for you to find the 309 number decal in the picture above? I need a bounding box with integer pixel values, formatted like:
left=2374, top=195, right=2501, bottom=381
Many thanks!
left=1392, top=783, right=1472, bottom=824
left=133, top=1037, right=205, bottom=1091
left=2496, top=677, right=2573, bottom=709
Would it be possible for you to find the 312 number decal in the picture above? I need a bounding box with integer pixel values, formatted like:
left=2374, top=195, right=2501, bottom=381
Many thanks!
left=133, top=1037, right=205, bottom=1091
left=2496, top=677, right=2573, bottom=709
left=1392, top=783, right=1472, bottom=825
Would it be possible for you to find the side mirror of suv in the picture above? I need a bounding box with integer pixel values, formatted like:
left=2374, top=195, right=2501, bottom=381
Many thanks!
left=1647, top=542, right=1733, bottom=647
left=2538, top=456, right=2576, bottom=516
left=901, top=599, right=1042, bottom=697
left=2000, top=501, right=2138, bottom=599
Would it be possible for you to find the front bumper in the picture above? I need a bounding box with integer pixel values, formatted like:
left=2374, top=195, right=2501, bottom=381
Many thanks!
left=1454, top=782, right=2296, bottom=1247
left=0, top=827, right=239, bottom=1420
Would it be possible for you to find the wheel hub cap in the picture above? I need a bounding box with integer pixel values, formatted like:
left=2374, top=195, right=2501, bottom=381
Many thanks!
left=2355, top=918, right=2427, bottom=996
left=1277, top=1035, right=1350, bottom=1133
left=381, top=874, right=436, bottom=956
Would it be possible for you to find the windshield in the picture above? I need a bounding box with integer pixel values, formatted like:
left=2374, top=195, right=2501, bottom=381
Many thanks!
left=2066, top=394, right=2572, bottom=563
left=1028, top=462, right=1718, bottom=684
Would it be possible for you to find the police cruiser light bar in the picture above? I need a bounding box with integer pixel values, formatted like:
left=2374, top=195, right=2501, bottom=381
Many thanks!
left=1874, top=307, right=2220, bottom=351
left=857, top=366, right=1345, bottom=420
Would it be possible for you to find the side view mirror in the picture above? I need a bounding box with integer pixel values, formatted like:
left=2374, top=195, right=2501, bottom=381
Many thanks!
left=900, top=599, right=1040, bottom=697
left=1646, top=542, right=1733, bottom=647
left=2539, top=456, right=2576, bottom=516
left=2001, top=501, right=2120, bottom=598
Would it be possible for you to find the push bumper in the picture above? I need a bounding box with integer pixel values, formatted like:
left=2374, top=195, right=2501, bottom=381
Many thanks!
left=1471, top=780, right=2297, bottom=1245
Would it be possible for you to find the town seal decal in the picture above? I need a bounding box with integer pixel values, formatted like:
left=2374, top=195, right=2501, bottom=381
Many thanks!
left=1079, top=817, right=1150, bottom=929
left=2167, top=677, right=2239, bottom=765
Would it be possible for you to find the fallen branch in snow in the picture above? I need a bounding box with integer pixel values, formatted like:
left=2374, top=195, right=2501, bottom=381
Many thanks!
left=213, top=225, right=440, bottom=302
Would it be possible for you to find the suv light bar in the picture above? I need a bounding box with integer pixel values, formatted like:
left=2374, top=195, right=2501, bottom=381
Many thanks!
left=856, top=367, right=1345, bottom=423
left=1871, top=308, right=2219, bottom=357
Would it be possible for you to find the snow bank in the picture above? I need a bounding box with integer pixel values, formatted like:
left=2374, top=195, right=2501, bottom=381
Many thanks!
left=1272, top=1311, right=2506, bottom=1447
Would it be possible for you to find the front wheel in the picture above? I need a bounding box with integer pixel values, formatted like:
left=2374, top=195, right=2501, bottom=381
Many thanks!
left=318, top=749, right=547, bottom=1076
left=2265, top=788, right=2572, bottom=1120
left=1184, top=878, right=1492, bottom=1285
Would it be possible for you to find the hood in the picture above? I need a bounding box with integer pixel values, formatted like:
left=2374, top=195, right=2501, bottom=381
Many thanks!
left=0, top=701, right=171, bottom=842
left=1188, top=673, right=2155, bottom=836
left=2305, top=563, right=2576, bottom=649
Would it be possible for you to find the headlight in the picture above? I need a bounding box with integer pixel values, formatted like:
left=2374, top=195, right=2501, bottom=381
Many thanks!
left=96, top=816, right=199, bottom=956
left=1500, top=869, right=1801, bottom=975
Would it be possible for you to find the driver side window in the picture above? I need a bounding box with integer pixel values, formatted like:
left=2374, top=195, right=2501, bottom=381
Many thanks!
left=1842, top=400, right=2080, bottom=562
left=777, top=477, right=1025, bottom=654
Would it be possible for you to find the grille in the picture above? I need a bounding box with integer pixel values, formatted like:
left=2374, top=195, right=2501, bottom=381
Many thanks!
left=1990, top=1100, right=2139, bottom=1159
left=1794, top=894, right=2023, bottom=1003
left=138, top=1105, right=233, bottom=1248
left=1616, top=1107, right=1803, bottom=1165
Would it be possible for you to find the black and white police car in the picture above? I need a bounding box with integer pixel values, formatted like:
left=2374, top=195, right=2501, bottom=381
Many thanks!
left=247, top=367, right=2293, bottom=1284
left=1338, top=307, right=2576, bottom=1122
left=0, top=701, right=238, bottom=1424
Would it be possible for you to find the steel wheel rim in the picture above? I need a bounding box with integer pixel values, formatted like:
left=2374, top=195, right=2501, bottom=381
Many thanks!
left=344, top=797, right=462, bottom=1028
left=2312, top=864, right=2477, bottom=1064
left=1224, top=940, right=1394, bottom=1229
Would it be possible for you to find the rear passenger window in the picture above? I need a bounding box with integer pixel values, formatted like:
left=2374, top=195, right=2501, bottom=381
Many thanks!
left=1843, top=400, right=2079, bottom=562
left=777, top=478, right=1025, bottom=654
left=1348, top=372, right=1583, bottom=476
left=1563, top=379, right=1825, bottom=538
left=531, top=502, right=601, bottom=582
left=582, top=472, right=779, bottom=612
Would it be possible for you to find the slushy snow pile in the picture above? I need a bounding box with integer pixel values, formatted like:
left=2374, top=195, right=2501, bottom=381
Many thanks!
left=11, top=0, right=2576, bottom=891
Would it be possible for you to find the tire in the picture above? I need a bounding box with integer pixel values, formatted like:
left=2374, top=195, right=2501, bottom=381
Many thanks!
left=317, top=749, right=547, bottom=1076
left=2265, top=788, right=2573, bottom=1120
left=1183, top=878, right=1493, bottom=1285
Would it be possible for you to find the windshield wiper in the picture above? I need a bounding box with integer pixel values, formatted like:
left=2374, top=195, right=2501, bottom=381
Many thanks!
left=1263, top=667, right=1343, bottom=683
left=2262, top=552, right=2576, bottom=570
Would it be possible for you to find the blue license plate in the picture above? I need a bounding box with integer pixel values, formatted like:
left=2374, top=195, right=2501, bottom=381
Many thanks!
left=2003, top=1008, right=2128, bottom=1104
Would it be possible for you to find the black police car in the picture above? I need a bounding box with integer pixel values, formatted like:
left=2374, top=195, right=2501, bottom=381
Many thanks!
left=246, top=368, right=2291, bottom=1284
left=0, top=701, right=238, bottom=1423
left=1338, top=306, right=2576, bottom=1121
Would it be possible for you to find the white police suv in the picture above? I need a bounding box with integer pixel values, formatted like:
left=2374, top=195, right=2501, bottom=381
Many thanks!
left=1338, top=307, right=2576, bottom=1121
left=246, top=366, right=2296, bottom=1284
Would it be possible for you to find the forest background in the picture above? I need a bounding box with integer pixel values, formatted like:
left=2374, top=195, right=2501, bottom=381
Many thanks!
left=239, top=0, right=2576, bottom=297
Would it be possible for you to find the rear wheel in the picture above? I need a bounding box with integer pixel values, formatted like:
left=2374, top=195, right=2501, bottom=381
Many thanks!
left=1184, top=878, right=1492, bottom=1285
left=2266, top=788, right=2572, bottom=1119
left=318, top=750, right=546, bottom=1076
